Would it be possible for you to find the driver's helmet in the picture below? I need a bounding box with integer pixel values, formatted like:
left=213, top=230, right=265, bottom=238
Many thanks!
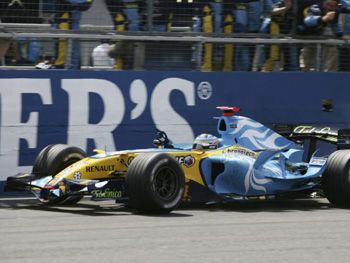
left=192, top=134, right=220, bottom=150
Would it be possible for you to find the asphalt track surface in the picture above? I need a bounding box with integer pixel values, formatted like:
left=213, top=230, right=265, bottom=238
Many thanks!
left=1, top=198, right=350, bottom=263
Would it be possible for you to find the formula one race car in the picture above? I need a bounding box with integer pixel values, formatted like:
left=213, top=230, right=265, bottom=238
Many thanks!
left=5, top=106, right=350, bottom=214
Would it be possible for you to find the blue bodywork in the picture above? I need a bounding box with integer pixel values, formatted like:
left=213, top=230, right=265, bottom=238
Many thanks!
left=76, top=111, right=327, bottom=201
left=188, top=111, right=327, bottom=199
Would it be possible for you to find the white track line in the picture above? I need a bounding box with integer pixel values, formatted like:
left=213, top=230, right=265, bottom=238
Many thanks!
left=0, top=197, right=36, bottom=201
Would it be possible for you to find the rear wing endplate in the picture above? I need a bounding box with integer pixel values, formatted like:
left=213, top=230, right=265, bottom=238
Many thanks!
left=337, top=129, right=350, bottom=149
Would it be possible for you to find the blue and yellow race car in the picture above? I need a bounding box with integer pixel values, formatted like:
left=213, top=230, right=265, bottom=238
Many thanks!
left=5, top=106, right=350, bottom=213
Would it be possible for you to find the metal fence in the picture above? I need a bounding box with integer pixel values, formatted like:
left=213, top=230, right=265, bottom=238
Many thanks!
left=0, top=0, right=350, bottom=71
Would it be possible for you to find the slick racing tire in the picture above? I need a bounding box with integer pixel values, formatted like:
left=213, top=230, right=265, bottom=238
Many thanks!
left=32, top=144, right=87, bottom=205
left=126, top=153, right=185, bottom=214
left=322, top=150, right=350, bottom=207
left=33, top=144, right=86, bottom=178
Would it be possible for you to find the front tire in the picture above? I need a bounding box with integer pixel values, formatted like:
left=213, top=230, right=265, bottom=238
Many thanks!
left=33, top=144, right=86, bottom=178
left=126, top=153, right=185, bottom=214
left=323, top=150, right=350, bottom=207
left=33, top=144, right=87, bottom=205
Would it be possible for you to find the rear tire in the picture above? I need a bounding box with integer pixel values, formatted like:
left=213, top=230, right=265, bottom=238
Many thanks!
left=126, top=153, right=185, bottom=214
left=322, top=150, right=350, bottom=207
left=33, top=144, right=87, bottom=205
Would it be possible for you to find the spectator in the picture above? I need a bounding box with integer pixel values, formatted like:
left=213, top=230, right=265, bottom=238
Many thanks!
left=222, top=1, right=262, bottom=72
left=232, top=1, right=255, bottom=71
left=222, top=1, right=233, bottom=71
left=107, top=40, right=137, bottom=68
left=105, top=0, right=143, bottom=69
left=122, top=0, right=141, bottom=31
left=53, top=0, right=92, bottom=69
left=173, top=0, right=262, bottom=71
left=299, top=0, right=350, bottom=71
left=192, top=1, right=223, bottom=71
left=0, top=0, right=42, bottom=23
left=105, top=0, right=141, bottom=31
left=252, top=0, right=275, bottom=71
left=91, top=40, right=115, bottom=68
left=165, top=0, right=197, bottom=70
left=142, top=0, right=187, bottom=70
left=147, top=0, right=173, bottom=32
left=338, top=0, right=350, bottom=70
left=0, top=0, right=42, bottom=65
left=0, top=39, right=10, bottom=65
left=247, top=0, right=263, bottom=33
left=169, top=0, right=197, bottom=28
left=262, top=0, right=299, bottom=71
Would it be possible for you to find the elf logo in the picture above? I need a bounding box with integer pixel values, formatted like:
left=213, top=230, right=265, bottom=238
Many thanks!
left=175, top=155, right=195, bottom=168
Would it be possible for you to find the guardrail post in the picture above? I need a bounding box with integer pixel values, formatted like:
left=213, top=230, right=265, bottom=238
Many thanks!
left=195, top=41, right=203, bottom=70
left=133, top=42, right=145, bottom=70
left=146, top=0, right=154, bottom=32
left=39, top=0, right=43, bottom=18
left=292, top=0, right=298, bottom=36
left=315, top=43, right=322, bottom=71
left=66, top=38, right=72, bottom=69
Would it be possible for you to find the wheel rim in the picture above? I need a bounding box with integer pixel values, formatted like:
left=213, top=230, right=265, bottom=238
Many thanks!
left=152, top=167, right=179, bottom=201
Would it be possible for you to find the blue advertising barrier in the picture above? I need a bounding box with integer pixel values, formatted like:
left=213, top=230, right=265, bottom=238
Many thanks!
left=1, top=70, right=349, bottom=194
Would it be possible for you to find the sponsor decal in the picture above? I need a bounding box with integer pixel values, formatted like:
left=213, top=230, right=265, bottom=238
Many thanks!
left=222, top=147, right=256, bottom=158
left=86, top=165, right=115, bottom=173
left=310, top=157, right=327, bottom=166
left=197, top=81, right=212, bottom=100
left=119, top=157, right=135, bottom=168
left=91, top=188, right=122, bottom=199
left=176, top=155, right=195, bottom=168
left=293, top=126, right=336, bottom=136
left=73, top=171, right=81, bottom=180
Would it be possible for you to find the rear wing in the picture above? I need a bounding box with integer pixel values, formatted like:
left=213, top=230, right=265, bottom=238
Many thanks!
left=290, top=126, right=338, bottom=144
left=274, top=124, right=350, bottom=150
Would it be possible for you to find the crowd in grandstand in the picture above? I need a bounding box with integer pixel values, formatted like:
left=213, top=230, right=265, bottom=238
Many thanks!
left=0, top=0, right=350, bottom=71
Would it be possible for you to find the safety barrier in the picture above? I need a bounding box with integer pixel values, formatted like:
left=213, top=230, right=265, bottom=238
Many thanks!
left=0, top=70, right=349, bottom=192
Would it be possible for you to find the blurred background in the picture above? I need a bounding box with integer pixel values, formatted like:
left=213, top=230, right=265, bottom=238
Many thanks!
left=1, top=0, right=350, bottom=71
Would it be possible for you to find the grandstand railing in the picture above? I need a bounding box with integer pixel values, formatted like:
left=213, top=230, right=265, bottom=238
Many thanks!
left=0, top=23, right=349, bottom=71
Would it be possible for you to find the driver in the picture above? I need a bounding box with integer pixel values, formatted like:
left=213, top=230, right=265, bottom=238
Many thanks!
left=192, top=133, right=220, bottom=150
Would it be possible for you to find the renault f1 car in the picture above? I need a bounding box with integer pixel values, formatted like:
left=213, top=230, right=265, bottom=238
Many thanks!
left=5, top=106, right=350, bottom=214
